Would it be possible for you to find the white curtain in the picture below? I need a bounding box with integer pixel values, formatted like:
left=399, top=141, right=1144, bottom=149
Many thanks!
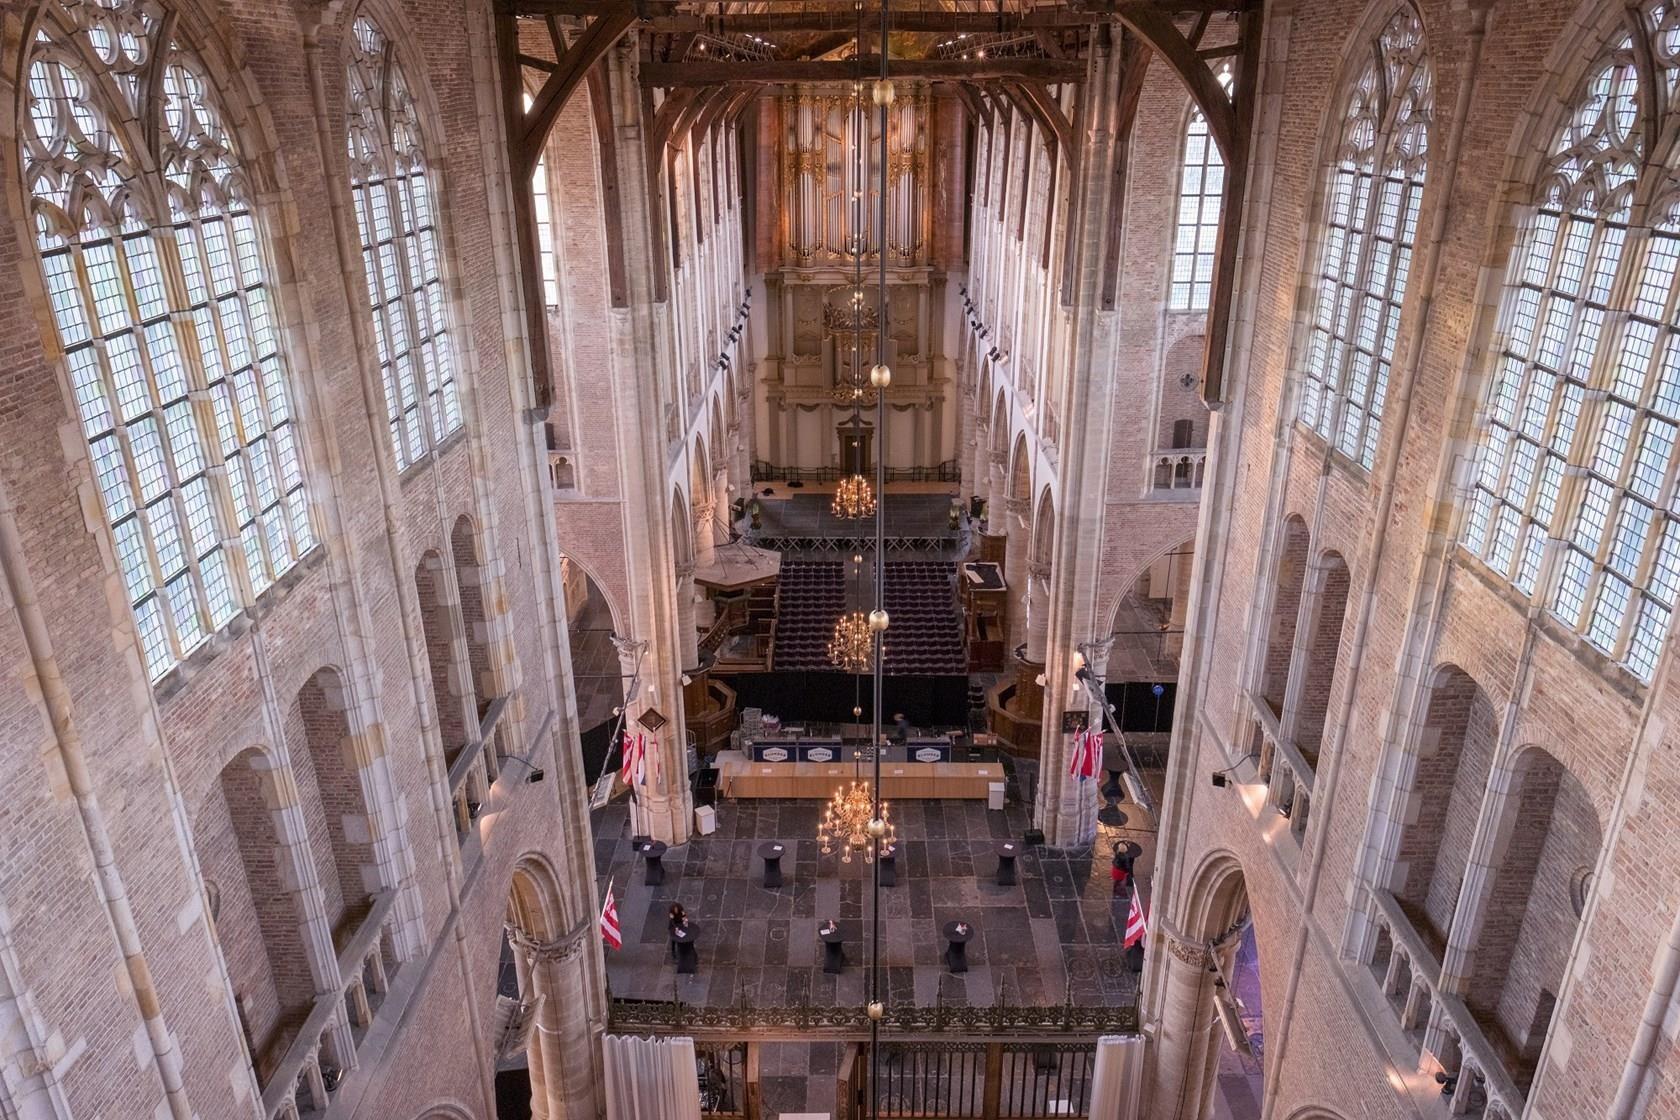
left=603, top=1033, right=702, bottom=1120
left=1087, top=1034, right=1145, bottom=1120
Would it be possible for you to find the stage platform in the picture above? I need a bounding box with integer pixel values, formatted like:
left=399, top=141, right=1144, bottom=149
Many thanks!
left=717, top=752, right=1002, bottom=800
left=750, top=493, right=961, bottom=554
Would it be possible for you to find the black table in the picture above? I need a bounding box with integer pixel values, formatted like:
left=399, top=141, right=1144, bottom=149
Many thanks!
left=819, top=923, right=846, bottom=974
left=879, top=845, right=897, bottom=887
left=639, top=840, right=668, bottom=886
left=943, top=920, right=975, bottom=974
left=672, top=923, right=699, bottom=974
left=759, top=842, right=787, bottom=889
left=995, top=841, right=1020, bottom=886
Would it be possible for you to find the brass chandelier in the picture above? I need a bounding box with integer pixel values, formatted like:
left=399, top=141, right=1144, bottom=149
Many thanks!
left=827, top=610, right=873, bottom=673
left=831, top=473, right=877, bottom=519
left=819, top=778, right=896, bottom=863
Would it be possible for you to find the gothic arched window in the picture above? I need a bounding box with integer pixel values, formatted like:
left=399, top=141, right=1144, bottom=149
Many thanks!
left=345, top=15, right=461, bottom=471
left=23, top=1, right=314, bottom=680
left=1169, top=67, right=1233, bottom=313
left=1297, top=9, right=1431, bottom=469
left=1466, top=4, right=1680, bottom=681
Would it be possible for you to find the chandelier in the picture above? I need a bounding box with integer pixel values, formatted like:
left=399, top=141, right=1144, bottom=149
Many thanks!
left=819, top=779, right=896, bottom=863
left=831, top=474, right=877, bottom=519
left=828, top=610, right=873, bottom=672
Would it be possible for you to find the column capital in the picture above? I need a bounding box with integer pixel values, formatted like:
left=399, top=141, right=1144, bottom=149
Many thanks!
left=1004, top=497, right=1029, bottom=520
left=675, top=562, right=696, bottom=580
left=611, top=635, right=648, bottom=677
left=1162, top=929, right=1212, bottom=968
left=1079, top=635, right=1117, bottom=677
left=1028, top=562, right=1052, bottom=585
left=989, top=449, right=1009, bottom=470
left=508, top=923, right=590, bottom=965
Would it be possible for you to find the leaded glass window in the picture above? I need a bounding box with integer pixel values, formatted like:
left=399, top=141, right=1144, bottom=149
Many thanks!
left=346, top=16, right=461, bottom=470
left=1297, top=10, right=1431, bottom=469
left=23, top=1, right=314, bottom=681
left=1170, top=66, right=1233, bottom=312
left=1466, top=5, right=1680, bottom=682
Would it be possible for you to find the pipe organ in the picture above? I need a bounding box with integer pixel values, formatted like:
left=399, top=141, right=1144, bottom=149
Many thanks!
left=779, top=85, right=931, bottom=268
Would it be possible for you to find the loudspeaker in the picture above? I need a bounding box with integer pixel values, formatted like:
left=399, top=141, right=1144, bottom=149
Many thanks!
left=1023, top=827, right=1045, bottom=846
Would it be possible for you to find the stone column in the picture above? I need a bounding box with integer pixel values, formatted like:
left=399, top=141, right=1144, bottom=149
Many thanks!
left=971, top=413, right=990, bottom=511
left=674, top=563, right=700, bottom=672
left=511, top=943, right=550, bottom=1120
left=597, top=42, right=691, bottom=843
left=1146, top=932, right=1223, bottom=1120
left=1033, top=26, right=1126, bottom=850
left=985, top=450, right=1007, bottom=520
left=1003, top=497, right=1030, bottom=653
left=514, top=927, right=599, bottom=1120
left=1025, top=563, right=1051, bottom=664
left=694, top=499, right=718, bottom=567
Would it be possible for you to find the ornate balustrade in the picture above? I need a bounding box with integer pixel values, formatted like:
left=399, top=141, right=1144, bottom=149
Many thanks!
left=609, top=997, right=1138, bottom=1041
left=1146, top=449, right=1207, bottom=494
left=264, top=890, right=400, bottom=1120
left=1245, top=693, right=1313, bottom=845
left=1366, top=890, right=1523, bottom=1120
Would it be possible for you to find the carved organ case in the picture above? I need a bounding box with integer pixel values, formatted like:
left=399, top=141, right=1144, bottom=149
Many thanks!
left=780, top=85, right=930, bottom=268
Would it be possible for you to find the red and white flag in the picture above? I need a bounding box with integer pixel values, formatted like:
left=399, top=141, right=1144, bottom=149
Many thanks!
left=1068, top=728, right=1100, bottom=781
left=621, top=730, right=645, bottom=786
left=1124, top=889, right=1149, bottom=950
left=599, top=879, right=622, bottom=950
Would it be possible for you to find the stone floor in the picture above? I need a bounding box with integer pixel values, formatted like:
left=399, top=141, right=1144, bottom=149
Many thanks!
left=592, top=796, right=1154, bottom=1015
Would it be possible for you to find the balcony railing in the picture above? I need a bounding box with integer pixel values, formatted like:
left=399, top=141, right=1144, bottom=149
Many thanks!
left=448, top=695, right=514, bottom=850
left=1365, top=890, right=1523, bottom=1120
left=750, top=461, right=962, bottom=485
left=263, top=889, right=400, bottom=1120
left=1146, top=450, right=1207, bottom=494
left=1245, top=694, right=1313, bottom=846
left=609, top=997, right=1138, bottom=1038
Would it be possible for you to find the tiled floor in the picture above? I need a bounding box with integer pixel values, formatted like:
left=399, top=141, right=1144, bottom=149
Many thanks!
left=592, top=797, right=1150, bottom=1014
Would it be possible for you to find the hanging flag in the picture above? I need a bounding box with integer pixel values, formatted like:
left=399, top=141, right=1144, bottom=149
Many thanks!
left=599, top=879, right=622, bottom=950
left=621, top=730, right=647, bottom=786
left=1068, top=727, right=1100, bottom=781
left=1124, top=889, right=1149, bottom=950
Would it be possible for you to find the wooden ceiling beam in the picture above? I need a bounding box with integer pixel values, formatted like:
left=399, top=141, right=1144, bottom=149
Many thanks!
left=517, top=1, right=638, bottom=175
left=504, top=0, right=1251, bottom=21
left=639, top=56, right=1085, bottom=86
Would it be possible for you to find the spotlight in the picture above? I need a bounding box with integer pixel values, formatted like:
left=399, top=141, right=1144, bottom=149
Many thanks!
left=526, top=767, right=545, bottom=784
left=1211, top=772, right=1229, bottom=788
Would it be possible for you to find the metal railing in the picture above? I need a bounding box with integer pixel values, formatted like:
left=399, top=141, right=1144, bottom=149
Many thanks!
left=750, top=461, right=962, bottom=485
left=263, top=890, right=400, bottom=1120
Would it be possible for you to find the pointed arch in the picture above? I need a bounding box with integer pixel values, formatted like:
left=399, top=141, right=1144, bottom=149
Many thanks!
left=1295, top=3, right=1432, bottom=468
left=1169, top=63, right=1234, bottom=312
left=1009, top=433, right=1032, bottom=503
left=1463, top=0, right=1680, bottom=681
left=1031, top=487, right=1056, bottom=569
left=344, top=10, right=463, bottom=469
left=670, top=487, right=693, bottom=570
left=19, top=0, right=317, bottom=680
left=451, top=514, right=495, bottom=719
